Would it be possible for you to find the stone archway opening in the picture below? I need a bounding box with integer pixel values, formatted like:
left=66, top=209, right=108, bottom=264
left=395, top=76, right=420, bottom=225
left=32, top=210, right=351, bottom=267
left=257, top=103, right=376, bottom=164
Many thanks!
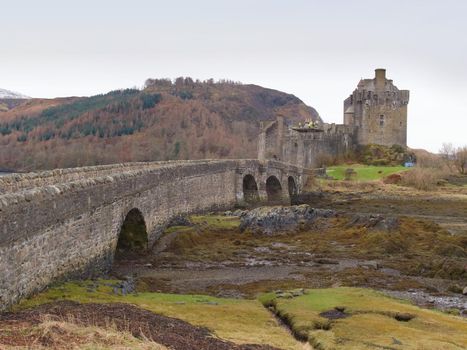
left=243, top=174, right=259, bottom=204
left=288, top=176, right=298, bottom=204
left=115, top=208, right=148, bottom=260
left=266, top=175, right=282, bottom=203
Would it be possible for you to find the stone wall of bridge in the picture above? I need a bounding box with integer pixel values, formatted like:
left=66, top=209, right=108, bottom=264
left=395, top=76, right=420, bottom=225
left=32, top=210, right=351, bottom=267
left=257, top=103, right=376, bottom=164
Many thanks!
left=0, top=159, right=311, bottom=310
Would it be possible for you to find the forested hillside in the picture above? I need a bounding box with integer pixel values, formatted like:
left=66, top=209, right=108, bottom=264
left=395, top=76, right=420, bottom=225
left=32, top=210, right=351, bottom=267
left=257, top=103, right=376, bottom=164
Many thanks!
left=0, top=78, right=320, bottom=171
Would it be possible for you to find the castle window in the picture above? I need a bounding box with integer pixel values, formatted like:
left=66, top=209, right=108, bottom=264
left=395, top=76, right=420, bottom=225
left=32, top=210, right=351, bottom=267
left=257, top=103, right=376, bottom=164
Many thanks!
left=379, top=115, right=385, bottom=127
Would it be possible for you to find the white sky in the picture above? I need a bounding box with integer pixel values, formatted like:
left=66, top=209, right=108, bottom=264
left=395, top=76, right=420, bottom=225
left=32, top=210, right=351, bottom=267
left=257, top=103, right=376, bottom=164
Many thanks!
left=1, top=0, right=466, bottom=152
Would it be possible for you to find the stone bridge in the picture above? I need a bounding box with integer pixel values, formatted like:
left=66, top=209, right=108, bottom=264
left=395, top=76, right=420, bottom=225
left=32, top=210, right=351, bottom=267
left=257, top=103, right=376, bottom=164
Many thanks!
left=0, top=159, right=318, bottom=310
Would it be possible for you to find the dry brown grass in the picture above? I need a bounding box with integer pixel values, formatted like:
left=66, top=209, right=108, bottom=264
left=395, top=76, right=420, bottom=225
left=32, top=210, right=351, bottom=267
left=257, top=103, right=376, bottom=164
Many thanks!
left=1, top=315, right=167, bottom=350
left=400, top=167, right=447, bottom=190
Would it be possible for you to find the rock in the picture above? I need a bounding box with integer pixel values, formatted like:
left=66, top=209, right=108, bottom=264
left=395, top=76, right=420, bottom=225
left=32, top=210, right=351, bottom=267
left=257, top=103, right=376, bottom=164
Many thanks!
left=276, top=292, right=294, bottom=299
left=463, top=287, right=467, bottom=295
left=239, top=205, right=336, bottom=235
left=233, top=209, right=248, bottom=217
left=347, top=213, right=399, bottom=231
left=292, top=289, right=305, bottom=297
left=168, top=215, right=193, bottom=227
left=225, top=209, right=247, bottom=217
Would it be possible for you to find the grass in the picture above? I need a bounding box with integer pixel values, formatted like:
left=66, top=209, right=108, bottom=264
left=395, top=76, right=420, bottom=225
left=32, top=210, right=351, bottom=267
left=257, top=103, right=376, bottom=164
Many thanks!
left=261, top=287, right=467, bottom=350
left=326, top=164, right=406, bottom=181
left=15, top=280, right=302, bottom=350
left=1, top=318, right=167, bottom=350
left=190, top=214, right=241, bottom=230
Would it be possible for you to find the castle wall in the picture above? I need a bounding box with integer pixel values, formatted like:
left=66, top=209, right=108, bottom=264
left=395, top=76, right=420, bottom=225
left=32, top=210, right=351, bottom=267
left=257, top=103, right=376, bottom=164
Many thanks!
left=359, top=103, right=408, bottom=146
left=0, top=159, right=305, bottom=310
left=260, top=118, right=356, bottom=170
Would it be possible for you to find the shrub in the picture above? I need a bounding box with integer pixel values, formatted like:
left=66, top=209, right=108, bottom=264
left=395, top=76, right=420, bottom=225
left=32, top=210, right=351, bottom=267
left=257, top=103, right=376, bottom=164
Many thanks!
left=357, top=144, right=413, bottom=166
left=400, top=167, right=445, bottom=191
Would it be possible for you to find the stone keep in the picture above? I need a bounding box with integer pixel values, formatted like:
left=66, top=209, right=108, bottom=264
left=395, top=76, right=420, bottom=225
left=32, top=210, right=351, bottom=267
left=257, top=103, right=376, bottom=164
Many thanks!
left=343, top=68, right=409, bottom=147
left=258, top=69, right=409, bottom=169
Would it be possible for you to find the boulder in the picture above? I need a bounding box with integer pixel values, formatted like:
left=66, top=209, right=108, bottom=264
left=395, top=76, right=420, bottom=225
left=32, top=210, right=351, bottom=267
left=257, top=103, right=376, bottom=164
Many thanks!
left=347, top=214, right=399, bottom=231
left=239, top=205, right=335, bottom=235
left=167, top=215, right=193, bottom=227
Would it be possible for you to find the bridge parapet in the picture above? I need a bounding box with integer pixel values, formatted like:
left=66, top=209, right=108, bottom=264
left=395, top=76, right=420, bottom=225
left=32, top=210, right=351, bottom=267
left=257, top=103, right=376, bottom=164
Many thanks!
left=0, top=160, right=227, bottom=194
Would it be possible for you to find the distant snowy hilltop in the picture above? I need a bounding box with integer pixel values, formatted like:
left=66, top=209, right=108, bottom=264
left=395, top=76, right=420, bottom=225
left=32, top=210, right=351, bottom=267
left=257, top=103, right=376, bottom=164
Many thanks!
left=0, top=88, right=30, bottom=99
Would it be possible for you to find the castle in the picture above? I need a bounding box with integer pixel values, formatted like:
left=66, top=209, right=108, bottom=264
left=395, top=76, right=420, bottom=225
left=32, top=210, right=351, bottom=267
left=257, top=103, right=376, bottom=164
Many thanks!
left=258, top=69, right=409, bottom=168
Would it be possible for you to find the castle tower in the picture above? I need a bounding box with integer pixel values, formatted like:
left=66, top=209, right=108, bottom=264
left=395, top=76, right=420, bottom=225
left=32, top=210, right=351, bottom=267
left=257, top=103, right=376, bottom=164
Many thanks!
left=343, top=68, right=409, bottom=147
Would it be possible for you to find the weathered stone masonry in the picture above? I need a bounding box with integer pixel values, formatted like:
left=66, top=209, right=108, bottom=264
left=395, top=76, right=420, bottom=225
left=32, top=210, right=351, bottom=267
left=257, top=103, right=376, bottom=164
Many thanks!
left=0, top=159, right=312, bottom=310
left=258, top=69, right=409, bottom=169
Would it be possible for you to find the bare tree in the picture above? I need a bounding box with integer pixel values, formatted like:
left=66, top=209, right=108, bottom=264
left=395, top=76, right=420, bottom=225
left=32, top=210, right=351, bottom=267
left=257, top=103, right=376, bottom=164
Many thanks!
left=454, top=146, right=467, bottom=174
left=439, top=142, right=456, bottom=171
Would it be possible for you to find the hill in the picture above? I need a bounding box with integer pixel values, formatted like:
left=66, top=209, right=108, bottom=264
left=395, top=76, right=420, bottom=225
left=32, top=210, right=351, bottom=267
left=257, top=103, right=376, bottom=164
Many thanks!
left=0, top=88, right=30, bottom=113
left=0, top=88, right=30, bottom=100
left=0, top=78, right=320, bottom=171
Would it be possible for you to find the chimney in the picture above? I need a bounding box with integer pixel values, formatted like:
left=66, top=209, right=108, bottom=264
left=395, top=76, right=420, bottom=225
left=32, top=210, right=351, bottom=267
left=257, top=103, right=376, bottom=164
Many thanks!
left=375, top=68, right=386, bottom=91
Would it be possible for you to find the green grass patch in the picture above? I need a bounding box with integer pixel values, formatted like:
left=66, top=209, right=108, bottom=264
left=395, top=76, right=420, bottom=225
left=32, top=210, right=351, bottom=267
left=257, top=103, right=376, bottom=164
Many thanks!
left=16, top=280, right=301, bottom=350
left=189, top=215, right=240, bottom=230
left=327, top=164, right=406, bottom=181
left=265, top=287, right=467, bottom=350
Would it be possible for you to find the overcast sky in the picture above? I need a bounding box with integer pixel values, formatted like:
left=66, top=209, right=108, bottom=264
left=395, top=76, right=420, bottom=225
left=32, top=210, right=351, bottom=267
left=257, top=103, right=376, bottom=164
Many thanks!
left=1, top=0, right=466, bottom=152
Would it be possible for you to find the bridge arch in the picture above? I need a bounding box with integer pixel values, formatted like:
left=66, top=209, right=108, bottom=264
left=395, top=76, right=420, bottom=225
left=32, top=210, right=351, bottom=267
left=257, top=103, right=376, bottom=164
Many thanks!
left=266, top=175, right=282, bottom=202
left=288, top=176, right=298, bottom=203
left=115, top=208, right=148, bottom=259
left=242, top=174, right=259, bottom=203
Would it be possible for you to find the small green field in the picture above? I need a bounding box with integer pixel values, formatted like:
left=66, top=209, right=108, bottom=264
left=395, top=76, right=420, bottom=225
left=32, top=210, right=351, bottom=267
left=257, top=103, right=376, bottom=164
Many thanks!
left=326, top=164, right=407, bottom=181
